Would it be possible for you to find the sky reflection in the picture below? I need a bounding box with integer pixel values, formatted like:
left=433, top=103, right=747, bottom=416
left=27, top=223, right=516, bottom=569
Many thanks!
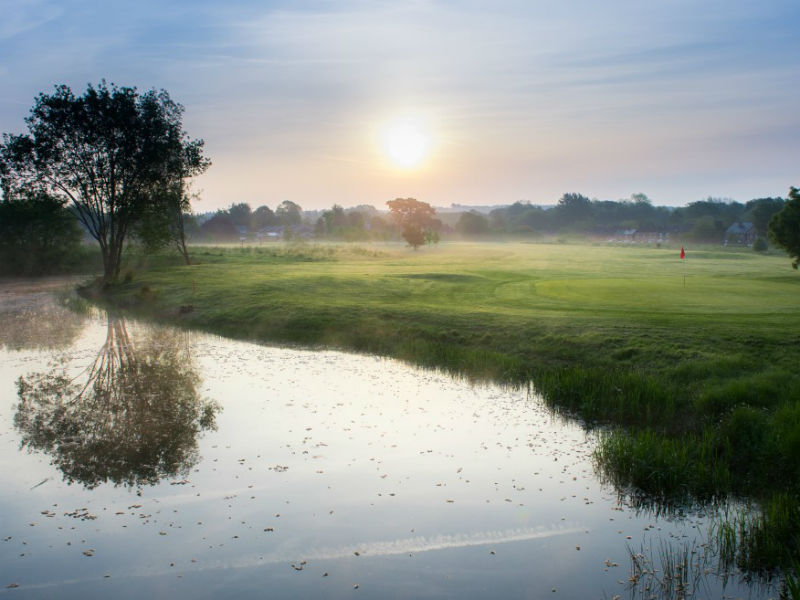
left=0, top=290, right=774, bottom=598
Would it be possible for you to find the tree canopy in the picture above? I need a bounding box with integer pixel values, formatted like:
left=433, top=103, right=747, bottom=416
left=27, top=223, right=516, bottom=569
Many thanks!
left=386, top=197, right=438, bottom=249
left=275, top=200, right=303, bottom=226
left=769, top=187, right=800, bottom=269
left=456, top=210, right=490, bottom=236
left=0, top=81, right=209, bottom=282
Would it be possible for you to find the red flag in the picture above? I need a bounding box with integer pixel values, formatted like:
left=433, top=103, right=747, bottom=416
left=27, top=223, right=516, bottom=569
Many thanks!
left=680, top=246, right=685, bottom=259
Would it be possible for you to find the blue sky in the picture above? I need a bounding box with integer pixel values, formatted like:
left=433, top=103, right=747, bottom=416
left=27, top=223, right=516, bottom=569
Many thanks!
left=2, top=0, right=798, bottom=210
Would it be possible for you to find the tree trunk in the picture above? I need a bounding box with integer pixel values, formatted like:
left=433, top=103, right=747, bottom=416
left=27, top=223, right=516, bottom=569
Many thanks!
left=175, top=210, right=191, bottom=265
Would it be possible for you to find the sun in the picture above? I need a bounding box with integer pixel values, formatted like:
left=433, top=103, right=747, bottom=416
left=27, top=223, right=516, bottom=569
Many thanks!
left=381, top=115, right=432, bottom=169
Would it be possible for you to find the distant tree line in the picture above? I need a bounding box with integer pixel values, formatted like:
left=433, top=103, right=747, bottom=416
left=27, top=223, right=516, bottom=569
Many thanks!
left=172, top=192, right=792, bottom=250
left=196, top=198, right=444, bottom=248
left=453, top=193, right=787, bottom=244
left=195, top=200, right=304, bottom=241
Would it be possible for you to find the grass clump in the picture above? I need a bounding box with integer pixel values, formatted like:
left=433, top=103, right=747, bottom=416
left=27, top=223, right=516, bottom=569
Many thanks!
left=716, top=493, right=800, bottom=577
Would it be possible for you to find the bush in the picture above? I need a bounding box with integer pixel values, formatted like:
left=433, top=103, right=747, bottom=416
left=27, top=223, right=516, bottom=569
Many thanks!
left=0, top=193, right=88, bottom=275
left=753, top=237, right=768, bottom=252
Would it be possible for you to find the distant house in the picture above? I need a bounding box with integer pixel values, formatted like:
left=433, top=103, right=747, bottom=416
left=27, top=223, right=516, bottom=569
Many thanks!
left=724, top=222, right=756, bottom=246
left=256, top=226, right=283, bottom=241
left=255, top=224, right=315, bottom=241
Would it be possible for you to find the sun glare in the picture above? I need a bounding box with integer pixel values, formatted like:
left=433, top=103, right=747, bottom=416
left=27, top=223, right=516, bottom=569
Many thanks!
left=381, top=115, right=432, bottom=169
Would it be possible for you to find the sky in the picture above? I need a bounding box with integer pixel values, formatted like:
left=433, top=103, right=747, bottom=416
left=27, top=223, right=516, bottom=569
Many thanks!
left=1, top=0, right=799, bottom=211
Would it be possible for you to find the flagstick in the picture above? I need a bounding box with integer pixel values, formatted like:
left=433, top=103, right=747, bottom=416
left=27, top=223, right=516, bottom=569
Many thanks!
left=680, top=246, right=686, bottom=287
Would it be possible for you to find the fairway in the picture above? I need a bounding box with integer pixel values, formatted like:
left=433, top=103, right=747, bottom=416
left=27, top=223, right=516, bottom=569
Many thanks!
left=108, top=241, right=800, bottom=378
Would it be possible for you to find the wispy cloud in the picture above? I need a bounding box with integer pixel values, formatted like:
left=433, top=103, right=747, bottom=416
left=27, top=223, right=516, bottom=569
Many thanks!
left=0, top=0, right=63, bottom=41
left=13, top=522, right=586, bottom=593
left=287, top=523, right=585, bottom=562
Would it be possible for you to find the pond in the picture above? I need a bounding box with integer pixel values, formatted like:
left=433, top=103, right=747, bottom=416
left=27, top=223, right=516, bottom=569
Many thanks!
left=0, top=281, right=777, bottom=599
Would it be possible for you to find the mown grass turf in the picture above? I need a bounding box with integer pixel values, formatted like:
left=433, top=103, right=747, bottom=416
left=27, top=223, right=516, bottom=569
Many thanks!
left=107, top=241, right=798, bottom=384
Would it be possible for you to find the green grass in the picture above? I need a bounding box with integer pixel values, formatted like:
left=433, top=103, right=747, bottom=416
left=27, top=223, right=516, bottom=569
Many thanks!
left=106, top=241, right=798, bottom=366
left=716, top=492, right=800, bottom=577
left=98, top=240, right=800, bottom=409
left=88, top=240, right=800, bottom=572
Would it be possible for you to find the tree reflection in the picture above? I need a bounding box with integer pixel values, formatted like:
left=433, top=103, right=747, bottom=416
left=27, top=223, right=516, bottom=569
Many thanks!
left=14, top=315, right=219, bottom=488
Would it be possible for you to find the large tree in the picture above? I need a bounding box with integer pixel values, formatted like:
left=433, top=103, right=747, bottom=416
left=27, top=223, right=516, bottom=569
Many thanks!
left=0, top=81, right=209, bottom=282
left=769, top=187, right=800, bottom=270
left=386, top=197, right=438, bottom=249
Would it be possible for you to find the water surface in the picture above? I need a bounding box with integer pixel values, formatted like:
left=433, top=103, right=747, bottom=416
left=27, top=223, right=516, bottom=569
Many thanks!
left=0, top=283, right=772, bottom=598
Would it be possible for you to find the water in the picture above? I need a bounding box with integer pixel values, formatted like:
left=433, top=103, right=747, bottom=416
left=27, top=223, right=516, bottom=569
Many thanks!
left=0, top=281, right=775, bottom=598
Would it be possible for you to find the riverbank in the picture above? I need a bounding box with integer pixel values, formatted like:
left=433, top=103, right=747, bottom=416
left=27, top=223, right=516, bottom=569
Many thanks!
left=84, top=240, right=800, bottom=572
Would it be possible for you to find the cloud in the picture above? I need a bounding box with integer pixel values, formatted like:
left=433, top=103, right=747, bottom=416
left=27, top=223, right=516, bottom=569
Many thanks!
left=0, top=0, right=63, bottom=41
left=286, top=523, right=586, bottom=562
left=8, top=522, right=586, bottom=593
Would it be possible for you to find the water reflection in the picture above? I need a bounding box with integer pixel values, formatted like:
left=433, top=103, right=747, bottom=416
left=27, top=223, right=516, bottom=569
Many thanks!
left=0, top=290, right=85, bottom=351
left=14, top=314, right=219, bottom=488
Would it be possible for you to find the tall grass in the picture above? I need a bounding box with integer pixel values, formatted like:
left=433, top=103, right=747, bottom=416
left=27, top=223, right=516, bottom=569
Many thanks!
left=715, top=493, right=800, bottom=575
left=626, top=538, right=715, bottom=600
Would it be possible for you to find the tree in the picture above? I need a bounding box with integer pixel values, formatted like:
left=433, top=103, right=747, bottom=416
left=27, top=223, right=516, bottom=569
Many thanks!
left=456, top=211, right=490, bottom=236
left=132, top=181, right=194, bottom=264
left=251, top=205, right=276, bottom=229
left=199, top=211, right=238, bottom=240
left=769, top=187, right=800, bottom=269
left=746, top=197, right=785, bottom=237
left=275, top=200, right=302, bottom=226
left=313, top=204, right=368, bottom=241
left=688, top=215, right=723, bottom=242
left=227, top=202, right=252, bottom=229
left=386, top=197, right=438, bottom=249
left=0, top=189, right=84, bottom=275
left=0, top=82, right=209, bottom=283
left=317, top=204, right=347, bottom=236
left=555, top=193, right=592, bottom=229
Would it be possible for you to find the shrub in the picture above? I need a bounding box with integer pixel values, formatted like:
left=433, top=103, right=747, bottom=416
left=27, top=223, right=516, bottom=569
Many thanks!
left=0, top=193, right=87, bottom=275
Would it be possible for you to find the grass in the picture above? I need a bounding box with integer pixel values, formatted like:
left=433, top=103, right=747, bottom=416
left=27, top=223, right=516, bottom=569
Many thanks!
left=626, top=538, right=715, bottom=599
left=87, top=240, right=800, bottom=575
left=108, top=241, right=799, bottom=370
left=716, top=493, right=800, bottom=576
